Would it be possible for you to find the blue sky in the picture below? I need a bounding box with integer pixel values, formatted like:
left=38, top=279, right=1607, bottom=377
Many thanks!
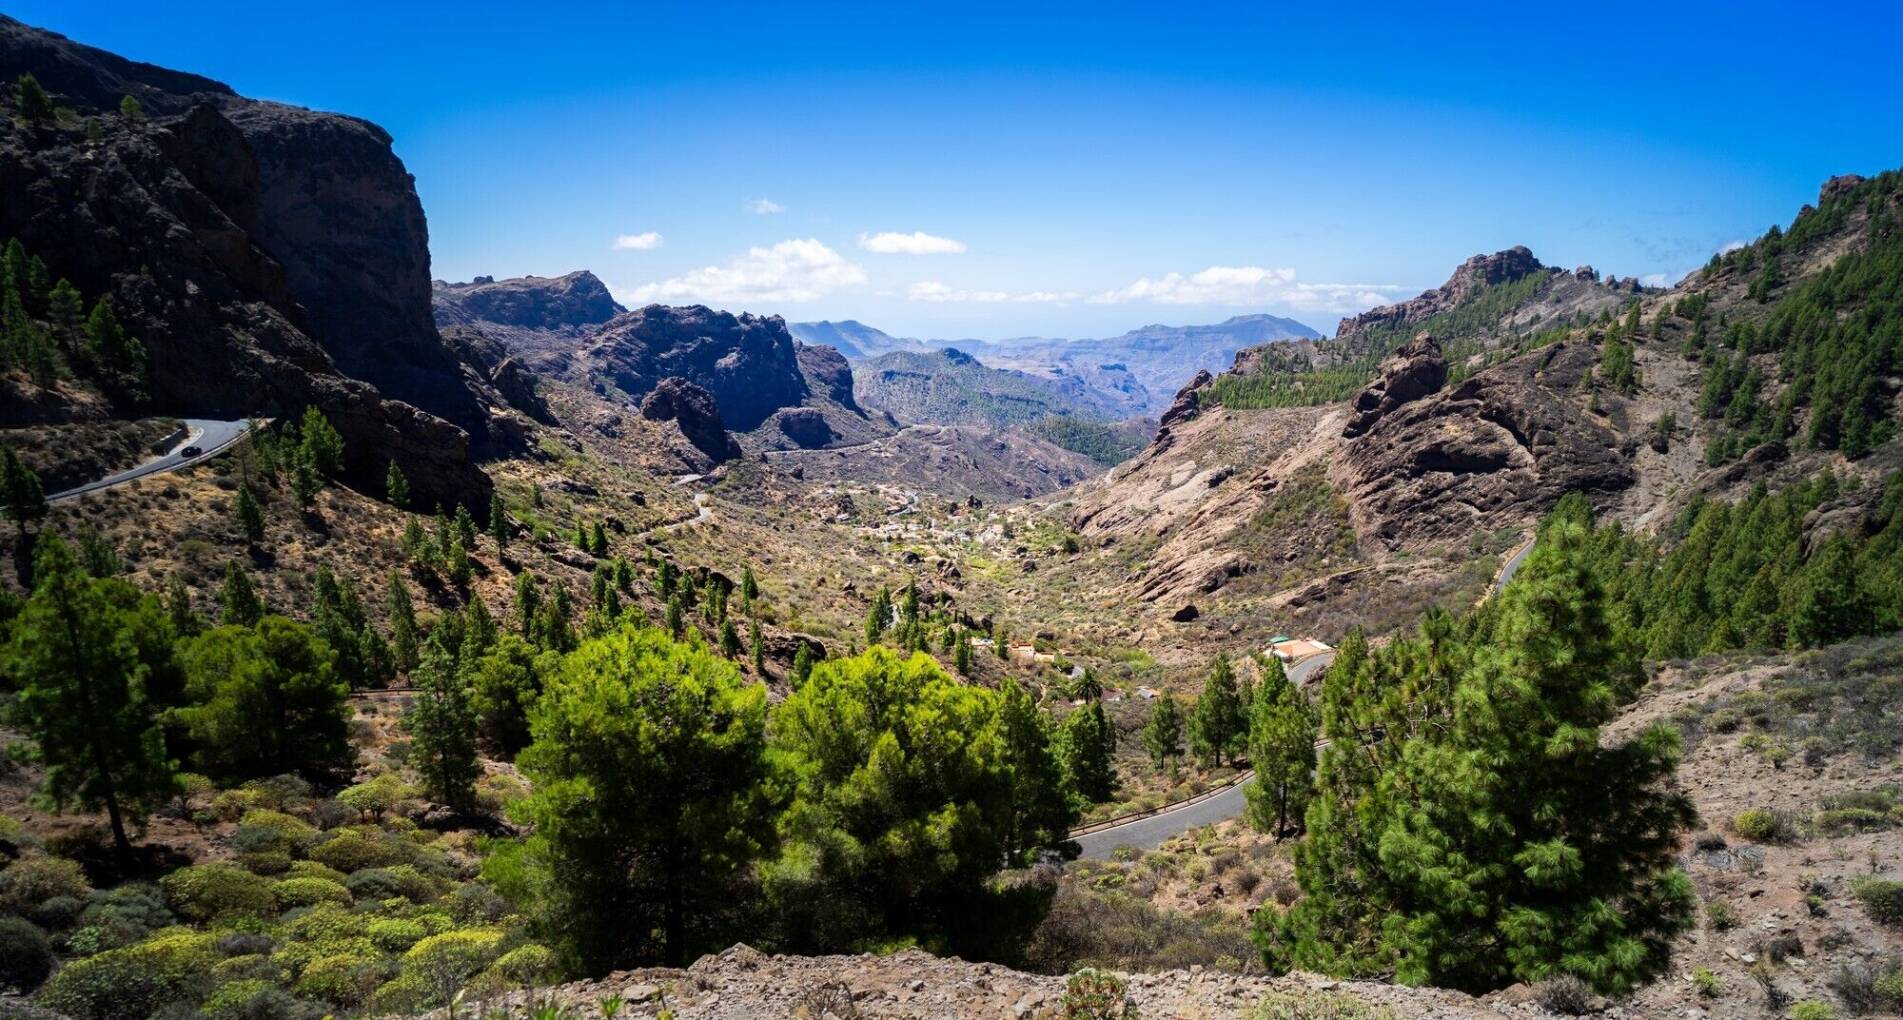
left=15, top=2, right=1903, bottom=338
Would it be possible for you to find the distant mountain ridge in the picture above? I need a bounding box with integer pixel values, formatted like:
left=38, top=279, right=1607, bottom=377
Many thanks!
left=853, top=347, right=1149, bottom=429
left=789, top=313, right=1321, bottom=415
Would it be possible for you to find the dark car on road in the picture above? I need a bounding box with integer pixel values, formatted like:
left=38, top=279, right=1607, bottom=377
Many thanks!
left=179, top=445, right=203, bottom=457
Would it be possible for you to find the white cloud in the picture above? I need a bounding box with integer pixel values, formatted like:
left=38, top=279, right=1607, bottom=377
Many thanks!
left=1718, top=238, right=1748, bottom=254
left=907, top=281, right=1079, bottom=304
left=610, top=231, right=664, bottom=251
left=858, top=231, right=968, bottom=255
left=625, top=238, right=866, bottom=305
left=746, top=198, right=785, bottom=215
left=1090, top=265, right=1406, bottom=313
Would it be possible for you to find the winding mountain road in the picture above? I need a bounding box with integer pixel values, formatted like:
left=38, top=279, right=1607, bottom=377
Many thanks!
left=1068, top=537, right=1535, bottom=859
left=49, top=419, right=251, bottom=503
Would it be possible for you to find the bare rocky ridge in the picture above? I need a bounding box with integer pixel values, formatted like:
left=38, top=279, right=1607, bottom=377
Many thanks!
left=1341, top=331, right=1447, bottom=438
left=0, top=15, right=511, bottom=508
left=1334, top=245, right=1640, bottom=350
left=639, top=377, right=740, bottom=470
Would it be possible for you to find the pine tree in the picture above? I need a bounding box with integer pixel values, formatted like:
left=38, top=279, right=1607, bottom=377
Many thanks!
left=446, top=537, right=471, bottom=590
left=741, top=566, right=759, bottom=607
left=865, top=585, right=891, bottom=645
left=591, top=521, right=609, bottom=558
left=385, top=461, right=409, bottom=508
left=80, top=297, right=146, bottom=402
left=791, top=642, right=815, bottom=687
left=388, top=571, right=420, bottom=674
left=953, top=630, right=973, bottom=676
left=575, top=520, right=591, bottom=552
left=406, top=637, right=478, bottom=811
left=1188, top=656, right=1246, bottom=767
left=298, top=406, right=344, bottom=477
left=1057, top=701, right=1116, bottom=804
left=290, top=452, right=320, bottom=507
left=45, top=279, right=83, bottom=352
left=1243, top=656, right=1316, bottom=838
left=14, top=74, right=53, bottom=126
left=996, top=679, right=1076, bottom=863
left=1, top=446, right=48, bottom=541
left=165, top=574, right=200, bottom=638
left=219, top=561, right=263, bottom=626
left=750, top=618, right=765, bottom=673
left=234, top=484, right=264, bottom=544
left=1256, top=518, right=1697, bottom=994
left=454, top=504, right=479, bottom=551
left=118, top=94, right=143, bottom=121
left=665, top=594, right=685, bottom=638
left=488, top=494, right=509, bottom=548
left=4, top=538, right=177, bottom=860
left=1141, top=690, right=1184, bottom=772
left=719, top=619, right=742, bottom=658
left=513, top=571, right=541, bottom=640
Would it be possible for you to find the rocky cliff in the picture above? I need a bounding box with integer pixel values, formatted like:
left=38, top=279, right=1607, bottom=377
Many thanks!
left=0, top=15, right=511, bottom=507
left=1334, top=246, right=1640, bottom=354
left=434, top=270, right=623, bottom=332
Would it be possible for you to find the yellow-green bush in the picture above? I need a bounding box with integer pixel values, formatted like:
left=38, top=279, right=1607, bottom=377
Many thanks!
left=273, top=902, right=377, bottom=973
left=284, top=860, right=349, bottom=885
left=36, top=929, right=220, bottom=1020
left=236, top=809, right=318, bottom=851
left=272, top=876, right=352, bottom=910
left=160, top=863, right=277, bottom=922
left=212, top=952, right=287, bottom=984
left=369, top=971, right=435, bottom=1015
left=0, top=855, right=91, bottom=913
left=368, top=917, right=428, bottom=952
left=394, top=926, right=507, bottom=1007
left=307, top=826, right=413, bottom=873
left=489, top=942, right=559, bottom=986
left=294, top=951, right=391, bottom=1008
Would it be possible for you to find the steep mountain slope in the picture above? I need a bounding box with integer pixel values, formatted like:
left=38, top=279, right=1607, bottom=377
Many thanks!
left=1026, top=174, right=1903, bottom=670
left=0, top=15, right=513, bottom=506
left=786, top=318, right=930, bottom=359
left=854, top=347, right=1151, bottom=427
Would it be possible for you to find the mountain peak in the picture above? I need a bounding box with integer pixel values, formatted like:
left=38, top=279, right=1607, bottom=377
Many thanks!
left=432, top=270, right=623, bottom=331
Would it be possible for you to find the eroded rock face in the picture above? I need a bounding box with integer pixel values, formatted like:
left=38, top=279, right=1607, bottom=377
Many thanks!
left=433, top=270, right=623, bottom=331
left=640, top=377, right=739, bottom=467
left=1160, top=370, right=1213, bottom=430
left=0, top=15, right=499, bottom=508
left=795, top=342, right=858, bottom=411
left=1342, top=331, right=1447, bottom=438
left=1336, top=342, right=1634, bottom=547
left=773, top=406, right=836, bottom=449
left=579, top=305, right=808, bottom=432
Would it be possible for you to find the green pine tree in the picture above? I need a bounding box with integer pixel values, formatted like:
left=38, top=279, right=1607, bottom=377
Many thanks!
left=219, top=561, right=263, bottom=626
left=4, top=538, right=178, bottom=860
left=1057, top=701, right=1116, bottom=804
left=406, top=637, right=478, bottom=811
left=14, top=74, right=53, bottom=125
left=388, top=571, right=420, bottom=674
left=1141, top=690, right=1184, bottom=772
left=234, top=484, right=264, bottom=544
left=385, top=461, right=410, bottom=508
left=1188, top=655, right=1246, bottom=767
left=1243, top=656, right=1316, bottom=838
left=489, top=494, right=510, bottom=548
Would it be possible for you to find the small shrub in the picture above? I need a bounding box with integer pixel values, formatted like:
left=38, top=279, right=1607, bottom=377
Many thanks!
left=308, top=827, right=412, bottom=873
left=0, top=855, right=91, bottom=913
left=0, top=915, right=54, bottom=991
left=368, top=917, right=427, bottom=952
left=1815, top=808, right=1891, bottom=834
left=161, top=863, right=278, bottom=921
left=198, top=977, right=327, bottom=1020
left=283, top=860, right=349, bottom=885
left=74, top=882, right=174, bottom=950
left=398, top=927, right=507, bottom=1008
left=1062, top=968, right=1138, bottom=1019
left=294, top=952, right=391, bottom=1008
left=1707, top=898, right=1740, bottom=931
left=1692, top=965, right=1720, bottom=998
left=1851, top=877, right=1903, bottom=926
left=1788, top=1001, right=1836, bottom=1020
left=31, top=893, right=83, bottom=930
left=217, top=931, right=276, bottom=958
left=1694, top=831, right=1728, bottom=851
left=490, top=943, right=560, bottom=986
left=37, top=929, right=221, bottom=1020
left=272, top=876, right=352, bottom=910
left=1533, top=975, right=1594, bottom=1015
left=1733, top=808, right=1798, bottom=842
left=1758, top=932, right=1804, bottom=963
left=1250, top=990, right=1398, bottom=1018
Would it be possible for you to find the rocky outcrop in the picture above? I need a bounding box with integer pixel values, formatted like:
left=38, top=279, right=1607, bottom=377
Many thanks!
left=772, top=406, right=836, bottom=449
left=1335, top=341, right=1633, bottom=547
left=433, top=270, right=622, bottom=332
left=795, top=341, right=858, bottom=411
left=1159, top=370, right=1212, bottom=430
left=1335, top=246, right=1550, bottom=346
left=640, top=377, right=738, bottom=467
left=1342, top=331, right=1446, bottom=438
left=575, top=305, right=808, bottom=432
left=0, top=15, right=501, bottom=508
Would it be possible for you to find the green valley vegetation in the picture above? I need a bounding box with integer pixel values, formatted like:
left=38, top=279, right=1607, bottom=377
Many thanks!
left=1681, top=169, right=1903, bottom=463
left=1, top=235, right=149, bottom=403
left=1587, top=471, right=1903, bottom=657
left=1256, top=503, right=1695, bottom=993
left=1025, top=415, right=1154, bottom=466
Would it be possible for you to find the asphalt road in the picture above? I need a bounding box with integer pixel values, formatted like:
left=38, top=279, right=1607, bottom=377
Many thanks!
left=49, top=419, right=250, bottom=503
left=1496, top=538, right=1536, bottom=591
left=1063, top=536, right=1543, bottom=859
left=1074, top=775, right=1256, bottom=859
